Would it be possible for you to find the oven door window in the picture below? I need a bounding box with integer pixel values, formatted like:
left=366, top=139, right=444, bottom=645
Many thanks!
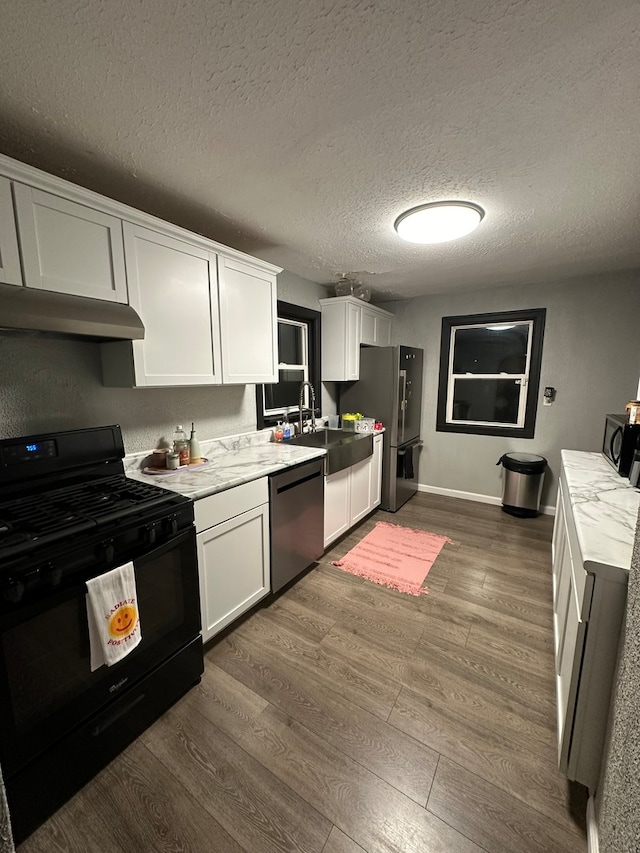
left=0, top=528, right=200, bottom=776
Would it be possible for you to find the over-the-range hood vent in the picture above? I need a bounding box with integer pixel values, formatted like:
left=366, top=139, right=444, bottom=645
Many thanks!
left=0, top=283, right=144, bottom=341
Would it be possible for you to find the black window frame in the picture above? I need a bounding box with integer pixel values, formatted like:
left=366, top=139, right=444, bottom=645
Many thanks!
left=436, top=307, right=546, bottom=439
left=255, top=300, right=321, bottom=430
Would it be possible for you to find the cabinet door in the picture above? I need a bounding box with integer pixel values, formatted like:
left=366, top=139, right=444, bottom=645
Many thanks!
left=361, top=306, right=392, bottom=347
left=0, top=178, right=22, bottom=285
left=350, top=455, right=374, bottom=525
left=369, top=434, right=383, bottom=509
left=104, top=223, right=221, bottom=387
left=218, top=255, right=278, bottom=384
left=197, top=503, right=270, bottom=643
left=375, top=313, right=392, bottom=346
left=324, top=468, right=351, bottom=547
left=13, top=184, right=127, bottom=302
left=320, top=299, right=362, bottom=381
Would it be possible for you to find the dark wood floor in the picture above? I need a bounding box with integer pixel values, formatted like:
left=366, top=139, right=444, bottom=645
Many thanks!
left=18, top=493, right=587, bottom=853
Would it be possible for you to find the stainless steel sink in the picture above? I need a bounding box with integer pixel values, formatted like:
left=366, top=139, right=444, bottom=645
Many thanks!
left=288, top=428, right=373, bottom=474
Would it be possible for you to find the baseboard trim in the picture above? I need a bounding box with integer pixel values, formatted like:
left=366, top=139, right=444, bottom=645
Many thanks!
left=417, top=483, right=555, bottom=516
left=587, top=795, right=599, bottom=853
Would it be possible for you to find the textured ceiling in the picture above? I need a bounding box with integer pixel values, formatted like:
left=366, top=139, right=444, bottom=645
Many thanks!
left=1, top=0, right=639, bottom=300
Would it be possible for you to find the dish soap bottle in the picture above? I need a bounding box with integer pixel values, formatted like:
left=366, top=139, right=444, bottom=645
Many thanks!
left=283, top=408, right=291, bottom=440
left=189, top=422, right=201, bottom=464
left=173, top=425, right=189, bottom=467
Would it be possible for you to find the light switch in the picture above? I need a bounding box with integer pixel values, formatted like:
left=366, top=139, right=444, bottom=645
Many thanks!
left=543, top=386, right=556, bottom=406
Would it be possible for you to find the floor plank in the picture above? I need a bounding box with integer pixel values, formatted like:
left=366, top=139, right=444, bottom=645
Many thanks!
left=427, top=756, right=585, bottom=853
left=194, top=656, right=438, bottom=806
left=321, top=826, right=368, bottom=853
left=389, top=685, right=577, bottom=833
left=141, top=699, right=331, bottom=853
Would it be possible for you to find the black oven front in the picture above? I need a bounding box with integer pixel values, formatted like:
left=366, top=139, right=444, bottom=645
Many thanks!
left=0, top=437, right=204, bottom=843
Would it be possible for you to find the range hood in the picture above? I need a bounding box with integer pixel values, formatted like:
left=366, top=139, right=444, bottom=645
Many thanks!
left=0, top=283, right=144, bottom=341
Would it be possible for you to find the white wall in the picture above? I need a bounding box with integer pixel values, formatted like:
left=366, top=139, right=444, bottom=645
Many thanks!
left=385, top=269, right=640, bottom=506
left=0, top=271, right=331, bottom=453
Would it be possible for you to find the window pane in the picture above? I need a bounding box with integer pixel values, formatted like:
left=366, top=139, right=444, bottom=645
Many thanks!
left=278, top=322, right=303, bottom=365
left=452, top=324, right=529, bottom=374
left=452, top=378, right=521, bottom=424
left=264, top=369, right=304, bottom=411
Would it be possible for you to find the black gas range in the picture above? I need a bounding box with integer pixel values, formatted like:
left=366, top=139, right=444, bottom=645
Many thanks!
left=0, top=425, right=203, bottom=843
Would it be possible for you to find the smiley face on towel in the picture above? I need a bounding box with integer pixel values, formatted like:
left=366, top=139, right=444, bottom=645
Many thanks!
left=108, top=604, right=138, bottom=638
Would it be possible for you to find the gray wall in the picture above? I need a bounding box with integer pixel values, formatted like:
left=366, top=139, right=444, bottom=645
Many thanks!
left=385, top=269, right=640, bottom=507
left=0, top=271, right=331, bottom=453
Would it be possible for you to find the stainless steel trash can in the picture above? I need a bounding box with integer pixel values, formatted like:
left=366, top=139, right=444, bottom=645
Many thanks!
left=496, top=452, right=547, bottom=517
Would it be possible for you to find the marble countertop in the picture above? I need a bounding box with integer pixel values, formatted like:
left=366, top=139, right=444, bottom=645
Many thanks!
left=561, top=450, right=640, bottom=576
left=125, top=429, right=327, bottom=500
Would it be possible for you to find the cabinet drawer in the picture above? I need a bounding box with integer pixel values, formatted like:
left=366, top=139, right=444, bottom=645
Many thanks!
left=195, top=477, right=268, bottom=532
left=560, top=475, right=589, bottom=618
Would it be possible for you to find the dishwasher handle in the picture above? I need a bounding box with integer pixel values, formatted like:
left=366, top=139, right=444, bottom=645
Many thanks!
left=274, top=468, right=322, bottom=496
left=268, top=458, right=324, bottom=500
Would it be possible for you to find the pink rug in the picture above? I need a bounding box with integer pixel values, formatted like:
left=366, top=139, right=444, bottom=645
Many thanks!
left=332, top=521, right=453, bottom=596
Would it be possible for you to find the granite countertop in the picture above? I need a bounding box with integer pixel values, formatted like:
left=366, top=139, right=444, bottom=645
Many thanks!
left=561, top=449, right=640, bottom=575
left=125, top=429, right=327, bottom=500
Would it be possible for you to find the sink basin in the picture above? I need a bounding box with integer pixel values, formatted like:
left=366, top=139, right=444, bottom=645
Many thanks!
left=288, top=428, right=373, bottom=474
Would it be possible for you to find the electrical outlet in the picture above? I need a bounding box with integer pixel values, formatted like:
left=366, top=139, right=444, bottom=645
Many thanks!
left=543, top=386, right=556, bottom=406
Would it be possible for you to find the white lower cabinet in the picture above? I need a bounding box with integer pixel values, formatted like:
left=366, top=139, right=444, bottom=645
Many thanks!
left=370, top=433, right=383, bottom=510
left=552, top=464, right=628, bottom=790
left=195, top=478, right=270, bottom=643
left=324, top=434, right=384, bottom=548
left=324, top=468, right=352, bottom=547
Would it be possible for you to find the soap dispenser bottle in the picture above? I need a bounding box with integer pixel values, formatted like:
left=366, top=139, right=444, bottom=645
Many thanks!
left=189, top=422, right=201, bottom=464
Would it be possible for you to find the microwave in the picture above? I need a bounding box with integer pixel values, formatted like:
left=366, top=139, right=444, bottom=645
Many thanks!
left=602, top=414, right=640, bottom=477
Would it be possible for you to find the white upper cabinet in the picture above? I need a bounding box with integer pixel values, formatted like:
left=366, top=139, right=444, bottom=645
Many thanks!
left=320, top=296, right=393, bottom=381
left=13, top=184, right=127, bottom=302
left=102, top=226, right=279, bottom=388
left=101, top=224, right=221, bottom=387
left=361, top=305, right=392, bottom=347
left=0, top=153, right=282, bottom=388
left=218, top=255, right=278, bottom=384
left=320, top=297, right=362, bottom=381
left=0, top=178, right=22, bottom=286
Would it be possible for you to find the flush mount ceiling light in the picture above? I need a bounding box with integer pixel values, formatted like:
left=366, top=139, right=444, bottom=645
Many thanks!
left=394, top=201, right=484, bottom=244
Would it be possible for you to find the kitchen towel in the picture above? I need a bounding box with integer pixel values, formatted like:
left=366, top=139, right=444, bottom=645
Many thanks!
left=86, top=562, right=142, bottom=671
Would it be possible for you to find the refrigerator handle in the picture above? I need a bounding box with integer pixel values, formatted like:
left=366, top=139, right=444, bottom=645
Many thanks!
left=399, top=369, right=407, bottom=444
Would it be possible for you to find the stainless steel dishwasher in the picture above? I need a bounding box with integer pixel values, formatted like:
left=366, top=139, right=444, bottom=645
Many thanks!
left=269, top=457, right=324, bottom=593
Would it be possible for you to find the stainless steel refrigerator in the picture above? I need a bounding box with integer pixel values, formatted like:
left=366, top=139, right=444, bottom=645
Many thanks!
left=341, top=345, right=423, bottom=511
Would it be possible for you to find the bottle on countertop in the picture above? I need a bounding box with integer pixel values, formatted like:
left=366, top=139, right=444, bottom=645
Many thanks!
left=274, top=422, right=284, bottom=442
left=173, top=425, right=190, bottom=467
left=189, top=422, right=201, bottom=464
left=283, top=408, right=291, bottom=440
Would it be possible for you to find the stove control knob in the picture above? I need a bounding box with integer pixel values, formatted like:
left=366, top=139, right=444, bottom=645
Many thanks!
left=142, top=524, right=157, bottom=546
left=163, top=514, right=179, bottom=536
left=96, top=540, right=115, bottom=563
left=4, top=580, right=25, bottom=604
left=43, top=562, right=63, bottom=587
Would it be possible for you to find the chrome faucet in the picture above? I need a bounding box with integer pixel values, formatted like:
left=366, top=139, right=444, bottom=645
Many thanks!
left=298, top=381, right=317, bottom=433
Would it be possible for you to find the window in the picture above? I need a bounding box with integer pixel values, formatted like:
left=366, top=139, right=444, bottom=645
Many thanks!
left=436, top=308, right=545, bottom=438
left=256, top=301, right=321, bottom=429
